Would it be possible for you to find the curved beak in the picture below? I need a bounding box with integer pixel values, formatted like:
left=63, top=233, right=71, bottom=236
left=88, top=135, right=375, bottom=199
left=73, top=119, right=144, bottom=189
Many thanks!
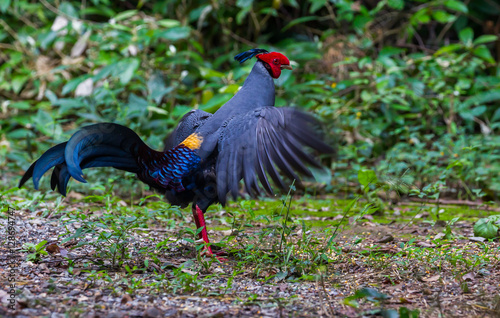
left=281, top=64, right=293, bottom=70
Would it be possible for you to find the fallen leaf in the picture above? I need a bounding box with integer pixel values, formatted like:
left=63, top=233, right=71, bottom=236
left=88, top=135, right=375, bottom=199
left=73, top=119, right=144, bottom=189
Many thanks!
left=422, top=275, right=440, bottom=282
left=221, top=229, right=235, bottom=236
left=434, top=233, right=446, bottom=240
left=462, top=272, right=475, bottom=281
left=415, top=212, right=430, bottom=219
left=469, top=236, right=486, bottom=242
left=71, top=30, right=91, bottom=58
left=399, top=297, right=412, bottom=304
left=77, top=295, right=89, bottom=302
left=416, top=241, right=436, bottom=248
left=67, top=192, right=84, bottom=200
left=59, top=247, right=68, bottom=257
left=181, top=269, right=197, bottom=275
left=46, top=243, right=60, bottom=254
left=376, top=234, right=394, bottom=243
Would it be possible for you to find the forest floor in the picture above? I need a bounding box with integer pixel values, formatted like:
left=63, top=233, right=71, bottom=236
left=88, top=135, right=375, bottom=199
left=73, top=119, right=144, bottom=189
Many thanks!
left=1, top=193, right=500, bottom=317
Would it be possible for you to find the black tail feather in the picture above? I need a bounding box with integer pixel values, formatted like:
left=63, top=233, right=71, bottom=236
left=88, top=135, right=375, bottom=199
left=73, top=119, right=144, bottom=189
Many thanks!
left=19, top=123, right=154, bottom=195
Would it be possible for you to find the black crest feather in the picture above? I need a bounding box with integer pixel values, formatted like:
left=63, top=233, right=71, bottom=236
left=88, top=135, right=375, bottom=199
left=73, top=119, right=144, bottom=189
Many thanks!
left=234, top=48, right=269, bottom=64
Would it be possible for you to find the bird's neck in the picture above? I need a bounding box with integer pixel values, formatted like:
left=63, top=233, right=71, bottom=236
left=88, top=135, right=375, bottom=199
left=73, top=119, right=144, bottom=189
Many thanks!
left=237, top=61, right=275, bottom=107
left=193, top=62, right=276, bottom=159
left=201, top=62, right=276, bottom=120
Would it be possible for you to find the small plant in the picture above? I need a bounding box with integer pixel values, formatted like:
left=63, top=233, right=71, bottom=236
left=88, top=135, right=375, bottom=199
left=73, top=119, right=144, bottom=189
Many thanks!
left=22, top=240, right=48, bottom=262
left=474, top=215, right=500, bottom=239
left=59, top=201, right=158, bottom=268
left=344, top=287, right=420, bottom=317
left=443, top=217, right=461, bottom=240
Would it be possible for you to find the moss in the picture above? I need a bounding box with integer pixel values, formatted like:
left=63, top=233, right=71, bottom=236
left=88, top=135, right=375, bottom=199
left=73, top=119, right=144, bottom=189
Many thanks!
left=206, top=198, right=498, bottom=230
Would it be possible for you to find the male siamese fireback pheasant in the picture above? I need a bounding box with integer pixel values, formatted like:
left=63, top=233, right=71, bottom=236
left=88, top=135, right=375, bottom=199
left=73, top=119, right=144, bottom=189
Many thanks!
left=19, top=49, right=334, bottom=259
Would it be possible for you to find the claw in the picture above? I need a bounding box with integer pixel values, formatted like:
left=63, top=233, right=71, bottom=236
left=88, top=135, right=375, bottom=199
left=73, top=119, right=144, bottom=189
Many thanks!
left=201, top=246, right=227, bottom=262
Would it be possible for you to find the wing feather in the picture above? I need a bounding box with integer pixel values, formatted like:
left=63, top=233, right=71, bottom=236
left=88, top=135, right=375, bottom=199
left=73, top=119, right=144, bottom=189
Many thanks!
left=257, top=125, right=287, bottom=190
left=215, top=107, right=334, bottom=203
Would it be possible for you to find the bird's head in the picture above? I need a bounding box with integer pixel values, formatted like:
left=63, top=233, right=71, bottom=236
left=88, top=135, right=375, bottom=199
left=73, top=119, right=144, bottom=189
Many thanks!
left=234, top=48, right=293, bottom=79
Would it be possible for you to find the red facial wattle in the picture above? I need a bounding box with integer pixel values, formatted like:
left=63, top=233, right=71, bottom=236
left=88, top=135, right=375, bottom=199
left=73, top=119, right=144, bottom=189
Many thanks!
left=256, top=52, right=292, bottom=79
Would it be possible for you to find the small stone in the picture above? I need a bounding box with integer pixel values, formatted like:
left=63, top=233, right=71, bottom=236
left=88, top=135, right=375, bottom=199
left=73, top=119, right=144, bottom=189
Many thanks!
left=143, top=307, right=162, bottom=318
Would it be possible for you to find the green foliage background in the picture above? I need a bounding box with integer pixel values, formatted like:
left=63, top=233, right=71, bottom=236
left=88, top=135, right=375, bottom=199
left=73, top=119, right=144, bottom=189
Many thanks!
left=1, top=0, right=499, bottom=200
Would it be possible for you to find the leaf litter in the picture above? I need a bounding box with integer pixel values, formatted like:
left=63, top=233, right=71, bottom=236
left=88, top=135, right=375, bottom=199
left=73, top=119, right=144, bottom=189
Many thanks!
left=1, top=197, right=500, bottom=317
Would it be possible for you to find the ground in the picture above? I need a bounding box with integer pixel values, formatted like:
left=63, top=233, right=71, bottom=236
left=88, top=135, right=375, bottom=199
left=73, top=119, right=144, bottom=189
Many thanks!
left=1, top=193, right=500, bottom=317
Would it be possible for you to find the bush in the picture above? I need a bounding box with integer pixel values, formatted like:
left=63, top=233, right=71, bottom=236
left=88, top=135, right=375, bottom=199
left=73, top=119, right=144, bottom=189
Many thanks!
left=1, top=0, right=499, bottom=200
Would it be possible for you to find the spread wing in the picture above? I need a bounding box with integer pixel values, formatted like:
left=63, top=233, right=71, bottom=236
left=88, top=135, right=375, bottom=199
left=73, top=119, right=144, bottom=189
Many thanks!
left=215, top=107, right=334, bottom=204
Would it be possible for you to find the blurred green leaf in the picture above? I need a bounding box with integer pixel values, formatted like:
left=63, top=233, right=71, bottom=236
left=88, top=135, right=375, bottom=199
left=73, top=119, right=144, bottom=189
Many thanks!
left=9, top=101, right=30, bottom=110
left=62, top=77, right=89, bottom=95
left=114, top=10, right=137, bottom=21
left=116, top=59, right=140, bottom=85
left=236, top=0, right=253, bottom=8
left=387, top=0, right=404, bottom=10
left=200, top=94, right=232, bottom=112
left=473, top=45, right=495, bottom=63
left=157, top=26, right=191, bottom=41
left=432, top=10, right=456, bottom=23
left=282, top=16, right=318, bottom=32
left=309, top=0, right=327, bottom=13
left=473, top=35, right=498, bottom=45
left=11, top=75, right=29, bottom=94
left=444, top=0, right=468, bottom=13
left=459, top=27, right=474, bottom=45
left=147, top=74, right=173, bottom=105
left=460, top=89, right=500, bottom=109
left=492, top=108, right=500, bottom=122
left=0, top=0, right=11, bottom=13
left=358, top=169, right=378, bottom=189
left=474, top=217, right=499, bottom=239
left=59, top=2, right=78, bottom=18
left=157, top=19, right=181, bottom=28
left=381, top=309, right=399, bottom=318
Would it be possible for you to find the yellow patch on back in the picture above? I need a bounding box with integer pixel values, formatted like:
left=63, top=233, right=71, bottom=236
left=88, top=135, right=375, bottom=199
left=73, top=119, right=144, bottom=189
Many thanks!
left=180, top=133, right=203, bottom=150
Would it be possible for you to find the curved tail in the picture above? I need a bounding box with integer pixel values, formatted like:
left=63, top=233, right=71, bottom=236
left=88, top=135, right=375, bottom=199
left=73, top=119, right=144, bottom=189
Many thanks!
left=19, top=123, right=185, bottom=195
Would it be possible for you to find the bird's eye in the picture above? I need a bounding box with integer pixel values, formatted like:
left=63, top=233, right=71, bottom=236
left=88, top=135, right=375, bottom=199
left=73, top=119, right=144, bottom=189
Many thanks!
left=273, top=58, right=280, bottom=65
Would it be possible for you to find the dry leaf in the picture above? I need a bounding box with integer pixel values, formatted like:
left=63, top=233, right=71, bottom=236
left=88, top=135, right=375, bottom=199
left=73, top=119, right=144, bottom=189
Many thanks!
left=59, top=247, right=68, bottom=257
left=67, top=191, right=85, bottom=200
left=181, top=269, right=197, bottom=275
left=46, top=243, right=60, bottom=254
left=376, top=234, right=394, bottom=243
left=416, top=241, right=436, bottom=248
left=422, top=275, right=440, bottom=282
left=469, top=236, right=486, bottom=242
left=462, top=272, right=475, bottom=281
left=75, top=78, right=93, bottom=97
left=71, top=30, right=91, bottom=58
left=434, top=233, right=446, bottom=240
left=221, top=229, right=235, bottom=236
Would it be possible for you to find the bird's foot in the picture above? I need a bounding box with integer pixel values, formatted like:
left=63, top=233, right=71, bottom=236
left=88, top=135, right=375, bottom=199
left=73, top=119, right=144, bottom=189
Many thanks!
left=201, top=246, right=228, bottom=262
left=192, top=205, right=228, bottom=261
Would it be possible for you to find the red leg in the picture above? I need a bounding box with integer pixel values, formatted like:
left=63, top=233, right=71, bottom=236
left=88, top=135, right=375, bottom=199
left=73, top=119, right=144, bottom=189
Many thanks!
left=192, top=205, right=227, bottom=261
left=192, top=205, right=202, bottom=237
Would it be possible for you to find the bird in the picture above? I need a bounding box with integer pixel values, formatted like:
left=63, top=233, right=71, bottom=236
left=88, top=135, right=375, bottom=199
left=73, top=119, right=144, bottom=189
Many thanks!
left=19, top=48, right=334, bottom=260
